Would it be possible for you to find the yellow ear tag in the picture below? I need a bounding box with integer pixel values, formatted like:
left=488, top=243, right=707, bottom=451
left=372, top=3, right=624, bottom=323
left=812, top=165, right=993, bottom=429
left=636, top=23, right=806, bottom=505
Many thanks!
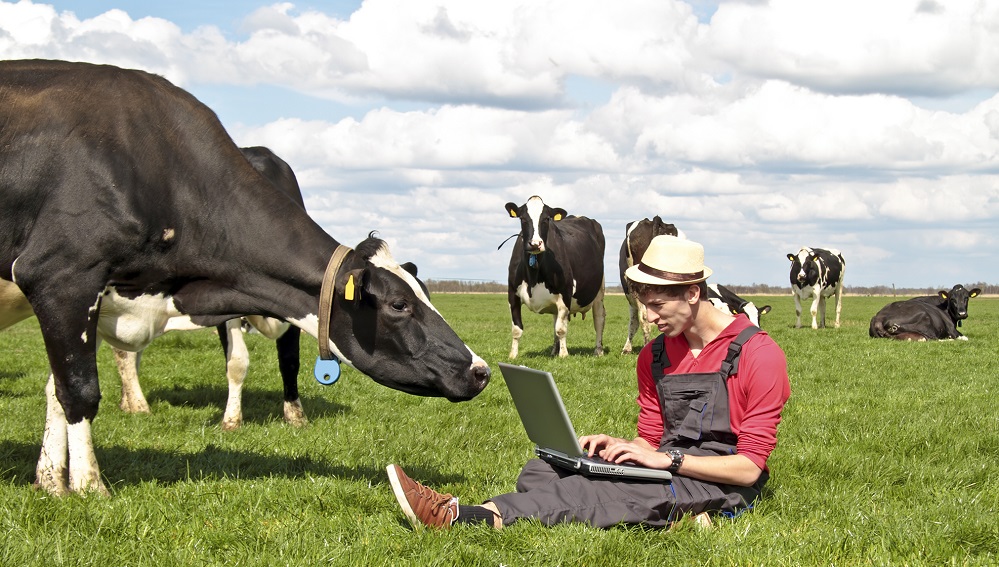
left=553, top=213, right=563, bottom=221
left=509, top=210, right=518, bottom=218
left=345, top=274, right=356, bottom=301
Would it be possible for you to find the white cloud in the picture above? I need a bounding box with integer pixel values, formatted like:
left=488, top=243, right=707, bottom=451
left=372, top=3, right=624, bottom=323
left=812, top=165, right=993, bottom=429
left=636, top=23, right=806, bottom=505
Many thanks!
left=705, top=0, right=999, bottom=96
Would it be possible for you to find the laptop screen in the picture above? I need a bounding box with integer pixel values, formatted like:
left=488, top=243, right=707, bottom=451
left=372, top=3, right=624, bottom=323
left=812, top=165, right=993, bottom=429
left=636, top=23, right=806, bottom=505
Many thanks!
left=499, top=363, right=586, bottom=457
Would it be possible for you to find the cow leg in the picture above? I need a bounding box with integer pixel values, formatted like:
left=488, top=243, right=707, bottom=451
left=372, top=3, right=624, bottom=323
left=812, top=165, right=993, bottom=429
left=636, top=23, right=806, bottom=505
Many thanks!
left=639, top=303, right=653, bottom=348
left=218, top=320, right=249, bottom=431
left=509, top=293, right=524, bottom=359
left=36, top=374, right=107, bottom=496
left=113, top=348, right=151, bottom=414
left=809, top=295, right=821, bottom=329
left=623, top=294, right=647, bottom=355
left=793, top=294, right=803, bottom=328
left=833, top=287, right=843, bottom=329
left=552, top=299, right=570, bottom=358
left=591, top=292, right=605, bottom=357
left=29, top=285, right=109, bottom=496
left=242, top=316, right=305, bottom=425
left=622, top=295, right=638, bottom=354
left=275, top=325, right=307, bottom=427
left=35, top=375, right=69, bottom=495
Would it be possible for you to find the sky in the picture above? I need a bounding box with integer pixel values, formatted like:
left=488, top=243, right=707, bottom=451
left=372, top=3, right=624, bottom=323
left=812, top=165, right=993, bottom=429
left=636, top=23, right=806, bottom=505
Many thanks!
left=3, top=0, right=999, bottom=288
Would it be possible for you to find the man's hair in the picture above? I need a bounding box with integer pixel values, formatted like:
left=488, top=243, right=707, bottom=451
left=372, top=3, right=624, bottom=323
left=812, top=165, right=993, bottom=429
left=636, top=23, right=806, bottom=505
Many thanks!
left=629, top=280, right=708, bottom=300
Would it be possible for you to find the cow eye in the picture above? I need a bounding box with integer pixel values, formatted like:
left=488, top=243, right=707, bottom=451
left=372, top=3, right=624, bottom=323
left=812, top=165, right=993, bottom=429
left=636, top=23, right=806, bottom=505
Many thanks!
left=391, top=300, right=408, bottom=312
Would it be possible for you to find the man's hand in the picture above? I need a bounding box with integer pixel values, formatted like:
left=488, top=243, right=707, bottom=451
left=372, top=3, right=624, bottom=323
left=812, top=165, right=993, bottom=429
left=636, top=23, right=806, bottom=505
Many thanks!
left=597, top=438, right=672, bottom=470
left=579, top=435, right=669, bottom=469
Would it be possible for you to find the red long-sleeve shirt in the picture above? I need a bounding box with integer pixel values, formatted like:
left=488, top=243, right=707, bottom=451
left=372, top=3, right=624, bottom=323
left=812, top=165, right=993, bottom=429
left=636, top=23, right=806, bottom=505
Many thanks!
left=635, top=315, right=791, bottom=471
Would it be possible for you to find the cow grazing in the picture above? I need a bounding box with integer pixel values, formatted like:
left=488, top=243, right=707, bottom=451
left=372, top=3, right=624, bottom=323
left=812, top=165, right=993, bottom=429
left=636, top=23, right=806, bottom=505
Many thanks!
left=787, top=247, right=845, bottom=329
left=506, top=196, right=606, bottom=358
left=869, top=285, right=981, bottom=341
left=706, top=283, right=771, bottom=327
left=618, top=216, right=682, bottom=354
left=0, top=59, right=490, bottom=496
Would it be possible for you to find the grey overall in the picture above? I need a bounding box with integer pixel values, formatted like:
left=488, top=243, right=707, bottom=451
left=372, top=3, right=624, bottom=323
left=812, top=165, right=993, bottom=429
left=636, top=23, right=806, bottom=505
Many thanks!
left=489, top=326, right=767, bottom=528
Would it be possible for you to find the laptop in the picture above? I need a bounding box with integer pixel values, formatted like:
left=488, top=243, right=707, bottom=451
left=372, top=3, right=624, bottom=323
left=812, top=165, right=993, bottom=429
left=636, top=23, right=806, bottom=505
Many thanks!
left=498, top=362, right=672, bottom=482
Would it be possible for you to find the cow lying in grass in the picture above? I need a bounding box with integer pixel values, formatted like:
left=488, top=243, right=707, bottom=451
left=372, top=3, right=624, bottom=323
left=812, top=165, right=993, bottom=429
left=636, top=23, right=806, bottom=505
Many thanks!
left=869, top=284, right=981, bottom=341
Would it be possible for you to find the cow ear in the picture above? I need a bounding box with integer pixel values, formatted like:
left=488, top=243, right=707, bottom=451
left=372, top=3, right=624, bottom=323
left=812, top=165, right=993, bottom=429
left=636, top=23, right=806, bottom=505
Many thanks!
left=970, top=288, right=981, bottom=298
left=505, top=202, right=519, bottom=218
left=787, top=253, right=795, bottom=262
left=400, top=261, right=418, bottom=278
left=760, top=305, right=772, bottom=315
left=938, top=290, right=949, bottom=300
left=551, top=207, right=568, bottom=221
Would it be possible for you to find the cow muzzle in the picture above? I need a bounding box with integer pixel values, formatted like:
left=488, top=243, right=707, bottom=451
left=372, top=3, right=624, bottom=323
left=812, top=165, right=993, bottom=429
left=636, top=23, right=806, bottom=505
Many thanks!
left=448, top=360, right=491, bottom=402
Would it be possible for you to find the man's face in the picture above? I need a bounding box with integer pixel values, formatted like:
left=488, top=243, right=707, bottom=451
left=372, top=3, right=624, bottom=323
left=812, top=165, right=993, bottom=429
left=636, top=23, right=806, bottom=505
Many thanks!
left=639, top=286, right=696, bottom=338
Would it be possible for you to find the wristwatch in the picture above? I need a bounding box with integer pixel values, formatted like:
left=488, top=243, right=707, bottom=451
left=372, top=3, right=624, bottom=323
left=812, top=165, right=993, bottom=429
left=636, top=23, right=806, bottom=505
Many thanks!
left=666, top=449, right=684, bottom=473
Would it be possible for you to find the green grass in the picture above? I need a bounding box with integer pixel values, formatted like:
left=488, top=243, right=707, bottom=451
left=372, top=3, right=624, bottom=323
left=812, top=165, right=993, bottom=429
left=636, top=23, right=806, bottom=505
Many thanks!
left=1, top=293, right=998, bottom=565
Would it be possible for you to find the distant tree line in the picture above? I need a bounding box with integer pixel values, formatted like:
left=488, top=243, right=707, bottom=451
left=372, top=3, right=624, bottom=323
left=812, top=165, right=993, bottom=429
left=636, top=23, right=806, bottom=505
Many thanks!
left=425, top=279, right=999, bottom=296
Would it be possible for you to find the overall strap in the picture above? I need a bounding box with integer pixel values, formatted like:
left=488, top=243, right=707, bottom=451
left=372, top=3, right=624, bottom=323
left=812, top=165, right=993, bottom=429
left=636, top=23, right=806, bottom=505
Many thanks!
left=650, top=333, right=670, bottom=381
left=718, top=326, right=761, bottom=379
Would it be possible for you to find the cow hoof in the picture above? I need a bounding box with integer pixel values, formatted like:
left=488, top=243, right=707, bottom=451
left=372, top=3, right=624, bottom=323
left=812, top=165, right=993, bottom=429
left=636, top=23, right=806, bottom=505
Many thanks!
left=221, top=417, right=242, bottom=431
left=119, top=400, right=151, bottom=414
left=593, top=348, right=604, bottom=357
left=621, top=347, right=633, bottom=355
left=283, top=400, right=308, bottom=427
left=33, top=476, right=69, bottom=497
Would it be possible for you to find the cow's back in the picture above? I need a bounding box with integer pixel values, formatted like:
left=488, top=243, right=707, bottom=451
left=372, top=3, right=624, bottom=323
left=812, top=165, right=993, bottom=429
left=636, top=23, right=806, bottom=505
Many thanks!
left=0, top=60, right=301, bottom=289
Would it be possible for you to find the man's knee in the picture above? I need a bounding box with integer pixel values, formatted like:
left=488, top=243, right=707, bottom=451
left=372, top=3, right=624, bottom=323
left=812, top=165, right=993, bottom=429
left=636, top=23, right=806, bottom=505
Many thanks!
left=515, top=458, right=563, bottom=492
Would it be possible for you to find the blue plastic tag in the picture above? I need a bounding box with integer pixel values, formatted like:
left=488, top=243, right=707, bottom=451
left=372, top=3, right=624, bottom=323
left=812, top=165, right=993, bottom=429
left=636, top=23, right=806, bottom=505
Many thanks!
left=529, top=254, right=537, bottom=267
left=314, top=356, right=342, bottom=385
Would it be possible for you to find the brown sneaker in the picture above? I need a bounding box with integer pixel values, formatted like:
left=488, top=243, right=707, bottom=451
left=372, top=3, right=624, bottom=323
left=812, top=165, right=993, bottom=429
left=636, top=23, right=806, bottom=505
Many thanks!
left=386, top=464, right=458, bottom=529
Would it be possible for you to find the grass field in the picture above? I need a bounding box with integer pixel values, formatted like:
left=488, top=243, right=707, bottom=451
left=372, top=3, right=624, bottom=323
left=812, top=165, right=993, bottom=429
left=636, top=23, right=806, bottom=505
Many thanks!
left=1, top=293, right=998, bottom=565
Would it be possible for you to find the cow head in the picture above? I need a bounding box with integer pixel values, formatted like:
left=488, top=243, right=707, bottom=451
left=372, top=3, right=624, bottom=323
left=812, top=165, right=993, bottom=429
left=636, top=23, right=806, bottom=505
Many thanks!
left=741, top=302, right=772, bottom=327
left=939, top=284, right=982, bottom=324
left=787, top=248, right=818, bottom=287
left=506, top=196, right=567, bottom=256
left=327, top=237, right=489, bottom=402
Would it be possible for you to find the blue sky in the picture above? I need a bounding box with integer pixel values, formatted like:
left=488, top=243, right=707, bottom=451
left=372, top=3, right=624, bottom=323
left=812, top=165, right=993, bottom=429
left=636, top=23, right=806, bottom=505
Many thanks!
left=4, top=1, right=999, bottom=288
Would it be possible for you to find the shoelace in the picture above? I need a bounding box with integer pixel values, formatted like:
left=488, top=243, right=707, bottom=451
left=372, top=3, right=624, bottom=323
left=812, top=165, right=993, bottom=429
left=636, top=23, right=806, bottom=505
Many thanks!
left=412, top=484, right=457, bottom=524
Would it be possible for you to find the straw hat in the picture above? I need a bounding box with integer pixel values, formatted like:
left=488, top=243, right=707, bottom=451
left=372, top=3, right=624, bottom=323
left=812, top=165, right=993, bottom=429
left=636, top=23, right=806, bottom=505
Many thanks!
left=625, top=235, right=713, bottom=285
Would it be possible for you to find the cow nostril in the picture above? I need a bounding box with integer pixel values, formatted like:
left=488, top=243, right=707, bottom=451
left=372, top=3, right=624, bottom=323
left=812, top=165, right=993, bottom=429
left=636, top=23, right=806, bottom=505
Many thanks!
left=471, top=364, right=491, bottom=388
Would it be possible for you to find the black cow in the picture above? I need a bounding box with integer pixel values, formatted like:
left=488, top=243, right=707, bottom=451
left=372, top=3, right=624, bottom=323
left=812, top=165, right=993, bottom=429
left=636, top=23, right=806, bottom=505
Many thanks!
left=0, top=59, right=490, bottom=496
left=706, top=283, right=771, bottom=327
left=506, top=196, right=605, bottom=358
left=787, top=247, right=846, bottom=329
left=870, top=285, right=981, bottom=341
left=618, top=216, right=681, bottom=354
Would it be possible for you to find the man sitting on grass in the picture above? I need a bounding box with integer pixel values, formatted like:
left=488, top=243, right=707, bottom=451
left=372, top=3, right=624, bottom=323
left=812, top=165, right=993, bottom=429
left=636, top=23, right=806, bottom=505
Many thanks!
left=387, top=235, right=791, bottom=529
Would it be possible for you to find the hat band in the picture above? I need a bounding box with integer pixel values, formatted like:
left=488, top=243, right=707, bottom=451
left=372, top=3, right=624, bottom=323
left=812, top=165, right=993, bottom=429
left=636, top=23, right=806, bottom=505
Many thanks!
left=637, top=262, right=704, bottom=282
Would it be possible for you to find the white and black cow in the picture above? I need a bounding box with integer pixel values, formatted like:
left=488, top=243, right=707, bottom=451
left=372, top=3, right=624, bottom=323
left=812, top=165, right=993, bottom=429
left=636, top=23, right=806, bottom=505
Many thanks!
left=618, top=216, right=682, bottom=354
left=787, top=247, right=846, bottom=329
left=706, top=283, right=771, bottom=328
left=0, top=59, right=490, bottom=496
left=506, top=196, right=606, bottom=358
left=869, top=285, right=981, bottom=341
